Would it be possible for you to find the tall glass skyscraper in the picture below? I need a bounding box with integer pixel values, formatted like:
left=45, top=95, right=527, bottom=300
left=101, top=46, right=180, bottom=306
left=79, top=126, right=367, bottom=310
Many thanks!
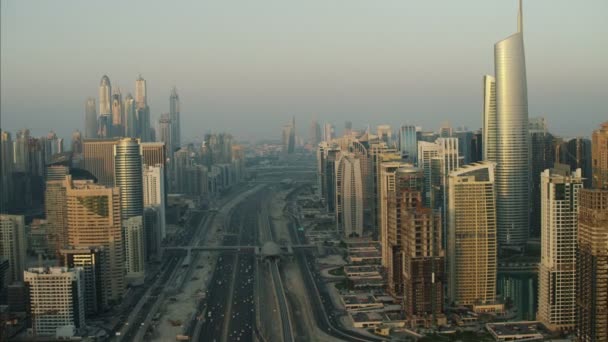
left=99, top=75, right=112, bottom=116
left=169, top=87, right=181, bottom=153
left=398, top=125, right=417, bottom=164
left=489, top=0, right=530, bottom=250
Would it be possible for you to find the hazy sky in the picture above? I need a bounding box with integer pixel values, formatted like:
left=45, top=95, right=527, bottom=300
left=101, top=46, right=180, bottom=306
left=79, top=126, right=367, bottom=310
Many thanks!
left=1, top=0, right=606, bottom=142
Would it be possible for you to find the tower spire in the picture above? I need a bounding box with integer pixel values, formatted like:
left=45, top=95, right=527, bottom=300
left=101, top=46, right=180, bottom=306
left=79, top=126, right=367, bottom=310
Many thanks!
left=518, top=0, right=523, bottom=33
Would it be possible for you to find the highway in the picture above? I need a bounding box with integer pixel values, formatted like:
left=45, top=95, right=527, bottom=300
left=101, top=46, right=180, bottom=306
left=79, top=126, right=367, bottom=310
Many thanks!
left=270, top=260, right=295, bottom=342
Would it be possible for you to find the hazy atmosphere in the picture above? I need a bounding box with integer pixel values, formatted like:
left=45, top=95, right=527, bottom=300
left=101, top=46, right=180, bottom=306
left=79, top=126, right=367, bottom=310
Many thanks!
left=1, top=0, right=606, bottom=141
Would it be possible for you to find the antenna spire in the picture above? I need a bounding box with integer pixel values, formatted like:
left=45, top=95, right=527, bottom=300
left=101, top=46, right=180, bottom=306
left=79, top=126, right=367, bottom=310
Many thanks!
left=518, top=0, right=523, bottom=33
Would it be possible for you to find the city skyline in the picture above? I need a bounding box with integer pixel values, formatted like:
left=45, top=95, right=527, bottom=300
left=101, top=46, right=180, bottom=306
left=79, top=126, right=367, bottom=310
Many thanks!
left=1, top=1, right=606, bottom=141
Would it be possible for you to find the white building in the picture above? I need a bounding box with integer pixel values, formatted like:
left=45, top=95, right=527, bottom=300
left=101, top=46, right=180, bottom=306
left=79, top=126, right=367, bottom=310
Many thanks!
left=143, top=164, right=166, bottom=239
left=335, top=153, right=364, bottom=237
left=24, top=267, right=85, bottom=338
left=0, top=214, right=27, bottom=283
left=537, top=166, right=582, bottom=331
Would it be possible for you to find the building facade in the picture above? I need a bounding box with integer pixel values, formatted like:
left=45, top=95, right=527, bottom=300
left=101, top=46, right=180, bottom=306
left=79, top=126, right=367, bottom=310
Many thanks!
left=0, top=214, right=27, bottom=283
left=335, top=154, right=364, bottom=237
left=591, top=122, right=608, bottom=189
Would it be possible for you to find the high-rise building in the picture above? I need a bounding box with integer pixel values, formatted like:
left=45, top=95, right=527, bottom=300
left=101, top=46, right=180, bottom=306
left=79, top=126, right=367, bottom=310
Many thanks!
left=71, top=130, right=83, bottom=154
left=537, top=166, right=582, bottom=332
left=135, top=75, right=150, bottom=141
left=491, top=0, right=530, bottom=251
left=323, top=123, right=335, bottom=142
left=529, top=117, right=556, bottom=237
left=324, top=148, right=340, bottom=212
left=169, top=87, right=181, bottom=152
left=141, top=142, right=167, bottom=168
left=24, top=267, right=85, bottom=337
left=144, top=165, right=166, bottom=239
left=85, top=97, right=97, bottom=139
left=45, top=176, right=68, bottom=256
left=576, top=188, right=608, bottom=342
left=418, top=141, right=442, bottom=207
left=123, top=93, right=137, bottom=138
left=335, top=154, right=364, bottom=237
left=111, top=89, right=123, bottom=136
left=447, top=162, right=497, bottom=306
left=557, top=138, right=592, bottom=188
left=114, top=138, right=145, bottom=280
left=371, top=145, right=399, bottom=233
left=0, top=131, right=13, bottom=211
left=158, top=114, right=173, bottom=156
left=82, top=138, right=119, bottom=186
left=135, top=75, right=147, bottom=109
left=60, top=247, right=104, bottom=316
left=99, top=75, right=112, bottom=116
left=377, top=125, right=392, bottom=146
left=591, top=121, right=608, bottom=189
left=0, top=214, right=27, bottom=283
left=309, top=120, right=322, bottom=146
left=344, top=121, right=353, bottom=137
left=399, top=125, right=418, bottom=164
left=482, top=75, right=497, bottom=162
left=454, top=129, right=474, bottom=165
left=65, top=177, right=124, bottom=305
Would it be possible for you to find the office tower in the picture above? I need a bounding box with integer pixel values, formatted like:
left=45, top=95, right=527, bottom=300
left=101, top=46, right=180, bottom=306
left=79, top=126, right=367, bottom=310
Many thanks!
left=144, top=165, right=166, bottom=239
left=381, top=165, right=424, bottom=298
left=45, top=176, right=68, bottom=256
left=141, top=142, right=167, bottom=167
left=324, top=148, right=340, bottom=212
left=399, top=125, right=418, bottom=164
left=135, top=75, right=146, bottom=108
left=42, top=131, right=63, bottom=163
left=370, top=144, right=398, bottom=232
left=169, top=87, right=181, bottom=152
left=447, top=162, right=497, bottom=306
left=309, top=120, right=322, bottom=146
left=556, top=138, right=592, bottom=188
left=591, top=121, right=608, bottom=189
left=537, top=166, right=582, bottom=332
left=158, top=114, right=173, bottom=155
left=335, top=154, right=364, bottom=237
left=172, top=147, right=191, bottom=193
left=114, top=138, right=145, bottom=280
left=136, top=106, right=151, bottom=142
left=317, top=142, right=328, bottom=198
left=418, top=141, right=442, bottom=207
left=71, top=130, right=83, bottom=154
left=344, top=121, right=353, bottom=137
left=0, top=215, right=26, bottom=283
left=0, top=131, right=13, bottom=212
left=471, top=130, right=483, bottom=163
left=13, top=129, right=31, bottom=173
left=483, top=75, right=497, bottom=162
left=84, top=98, right=97, bottom=139
left=439, top=122, right=453, bottom=138
left=282, top=117, right=296, bottom=154
left=491, top=0, right=530, bottom=250
left=576, top=189, right=608, bottom=341
left=65, top=177, right=124, bottom=305
left=60, top=247, right=104, bottom=316
left=97, top=114, right=111, bottom=139
left=377, top=125, right=392, bottom=145
left=82, top=138, right=119, bottom=186
left=454, top=129, right=474, bottom=164
left=24, top=267, right=85, bottom=337
left=123, top=93, right=137, bottom=138
left=144, top=208, right=162, bottom=261
left=401, top=204, right=444, bottom=325
left=110, top=89, right=123, bottom=136
left=99, top=75, right=112, bottom=116
left=529, top=117, right=556, bottom=237
left=324, top=123, right=335, bottom=142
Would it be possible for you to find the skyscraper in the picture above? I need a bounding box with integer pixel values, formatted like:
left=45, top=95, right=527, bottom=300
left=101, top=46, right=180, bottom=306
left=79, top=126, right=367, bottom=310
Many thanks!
left=45, top=177, right=68, bottom=256
left=99, top=75, right=112, bottom=116
left=557, top=138, right=592, bottom=188
left=492, top=0, right=530, bottom=250
left=85, top=97, right=97, bottom=139
left=323, top=123, right=335, bottom=142
left=135, top=75, right=147, bottom=109
left=114, top=138, right=145, bottom=281
left=123, top=93, right=137, bottom=138
left=111, top=89, right=123, bottom=136
left=482, top=75, right=496, bottom=162
left=335, top=153, right=364, bottom=237
left=309, top=120, right=321, bottom=146
left=377, top=125, right=392, bottom=146
left=143, top=165, right=166, bottom=239
left=529, top=117, right=556, bottom=237
left=169, top=87, right=181, bottom=153
left=576, top=188, right=608, bottom=341
left=65, top=177, right=124, bottom=305
left=24, top=267, right=85, bottom=337
left=60, top=247, right=104, bottom=316
left=0, top=131, right=13, bottom=211
left=591, top=121, right=608, bottom=189
left=537, top=166, right=582, bottom=332
left=0, top=214, right=27, bottom=283
left=447, top=162, right=497, bottom=306
left=158, top=114, right=173, bottom=155
left=135, top=75, right=151, bottom=142
left=378, top=158, right=407, bottom=272
left=71, top=130, right=83, bottom=154
left=82, top=138, right=120, bottom=186
left=399, top=125, right=418, bottom=164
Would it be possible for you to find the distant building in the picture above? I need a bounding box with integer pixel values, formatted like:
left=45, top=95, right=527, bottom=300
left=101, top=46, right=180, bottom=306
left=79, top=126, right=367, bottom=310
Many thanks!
left=448, top=162, right=497, bottom=306
left=144, top=165, right=166, bottom=239
left=537, top=166, right=582, bottom=332
left=82, top=138, right=120, bottom=186
left=169, top=87, right=181, bottom=152
left=158, top=114, right=173, bottom=157
left=71, top=130, right=83, bottom=154
left=529, top=117, right=556, bottom=237
left=323, top=123, right=335, bottom=142
left=45, top=175, right=69, bottom=256
left=335, top=154, right=364, bottom=237
left=0, top=215, right=27, bottom=283
left=111, top=89, right=123, bottom=136
left=24, top=267, right=85, bottom=338
left=576, top=188, right=608, bottom=341
left=376, top=125, right=392, bottom=146
left=557, top=138, right=592, bottom=188
left=399, top=125, right=417, bottom=164
left=309, top=120, right=321, bottom=146
left=1, top=131, right=14, bottom=210
left=84, top=98, right=97, bottom=139
left=99, top=75, right=111, bottom=116
left=591, top=122, right=608, bottom=189
left=123, top=93, right=137, bottom=138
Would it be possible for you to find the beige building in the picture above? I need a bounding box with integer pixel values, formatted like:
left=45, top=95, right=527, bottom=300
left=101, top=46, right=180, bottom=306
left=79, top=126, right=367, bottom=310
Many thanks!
left=0, top=214, right=27, bottom=283
left=65, top=177, right=124, bottom=305
left=141, top=142, right=166, bottom=168
left=592, top=121, right=608, bottom=189
left=447, top=162, right=497, bottom=306
left=335, top=153, right=364, bottom=237
left=537, top=166, right=582, bottom=332
left=576, top=189, right=608, bottom=341
left=82, top=138, right=119, bottom=186
left=45, top=178, right=68, bottom=256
